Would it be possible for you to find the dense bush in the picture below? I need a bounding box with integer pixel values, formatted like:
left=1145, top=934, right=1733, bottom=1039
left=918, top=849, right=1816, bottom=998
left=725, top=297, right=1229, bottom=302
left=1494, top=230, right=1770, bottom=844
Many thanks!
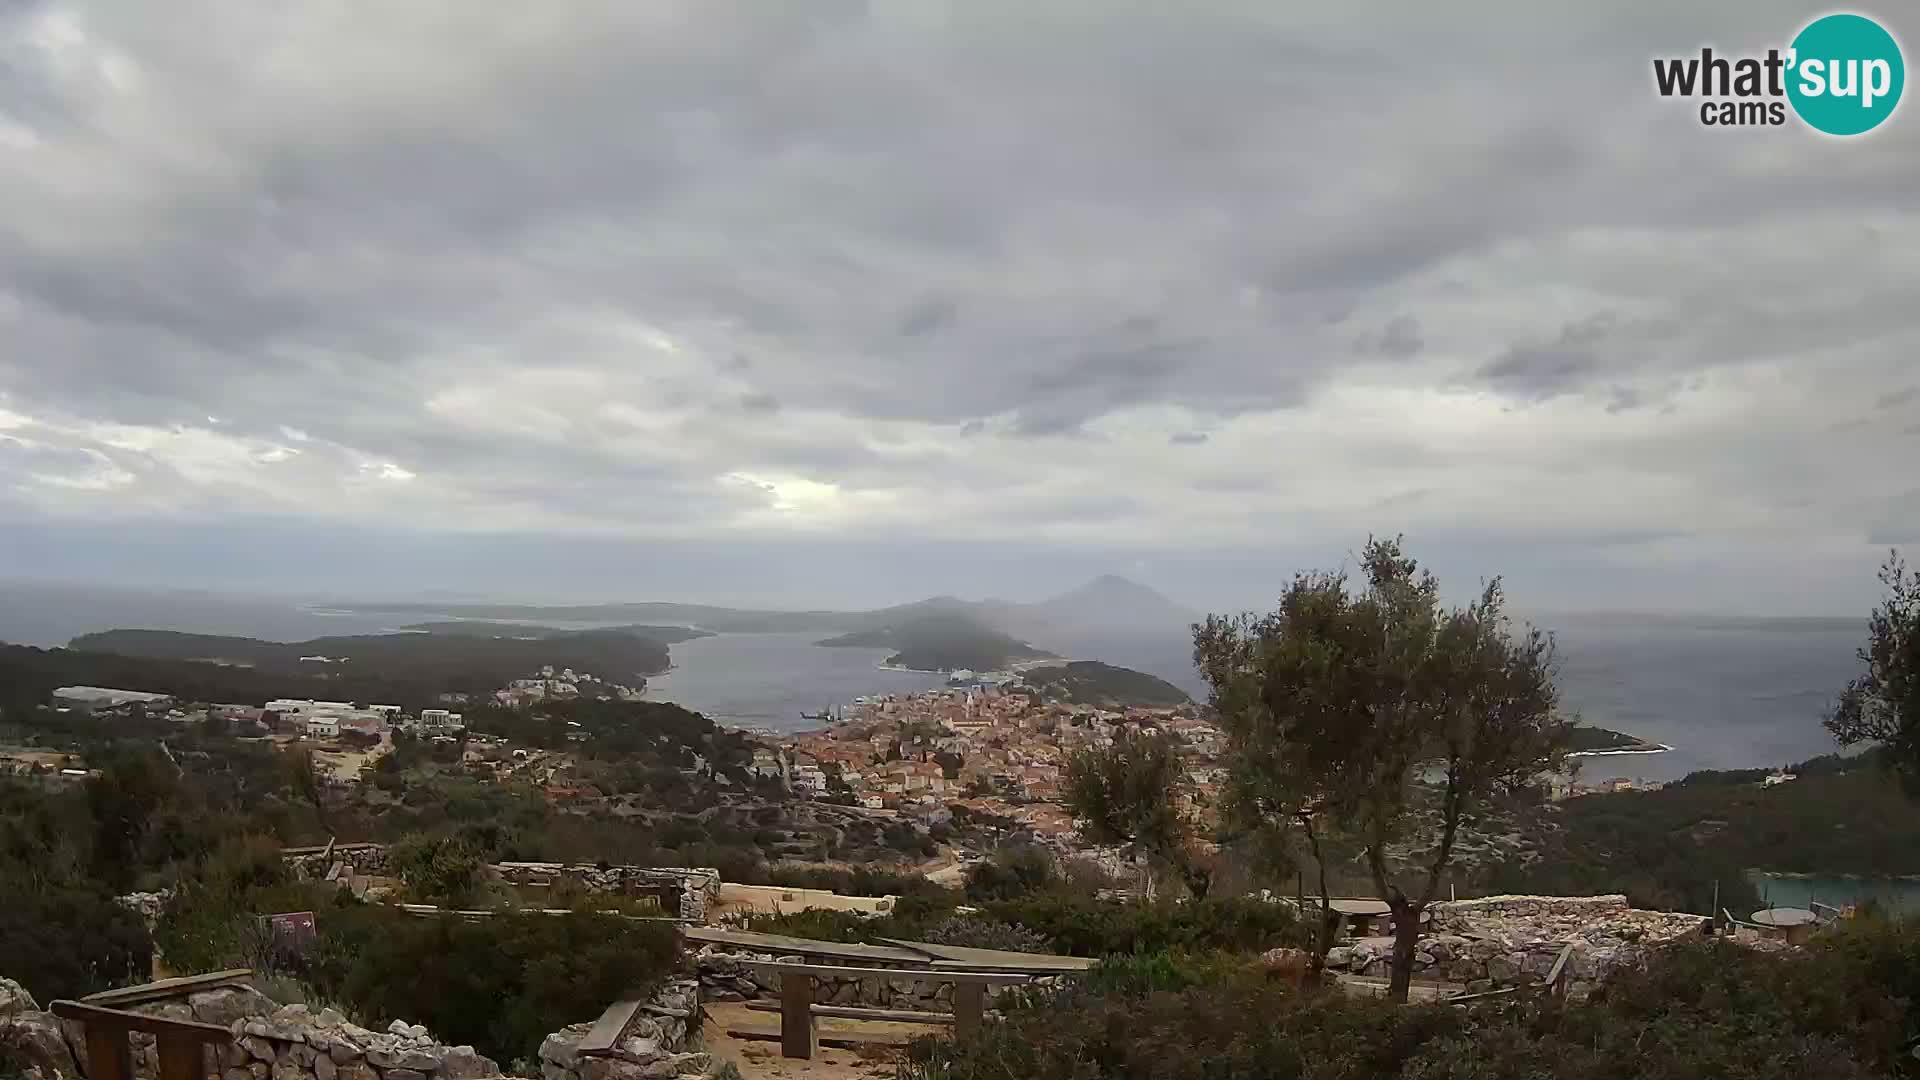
left=916, top=916, right=1049, bottom=954
left=962, top=845, right=1062, bottom=903
left=765, top=865, right=951, bottom=899
left=293, top=908, right=679, bottom=1065
left=981, top=894, right=1304, bottom=957
left=902, top=918, right=1920, bottom=1080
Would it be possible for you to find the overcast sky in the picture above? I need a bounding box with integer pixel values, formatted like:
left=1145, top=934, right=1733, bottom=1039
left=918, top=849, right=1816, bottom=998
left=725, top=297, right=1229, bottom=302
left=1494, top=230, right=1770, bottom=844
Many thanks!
left=1, top=1, right=1915, bottom=615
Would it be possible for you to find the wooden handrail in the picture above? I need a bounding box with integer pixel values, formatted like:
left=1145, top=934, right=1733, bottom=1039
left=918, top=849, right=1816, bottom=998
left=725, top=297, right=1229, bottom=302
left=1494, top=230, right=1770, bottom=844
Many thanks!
left=746, top=962, right=1040, bottom=1060
left=51, top=1000, right=231, bottom=1080
left=81, top=970, right=253, bottom=1009
left=739, top=962, right=1032, bottom=984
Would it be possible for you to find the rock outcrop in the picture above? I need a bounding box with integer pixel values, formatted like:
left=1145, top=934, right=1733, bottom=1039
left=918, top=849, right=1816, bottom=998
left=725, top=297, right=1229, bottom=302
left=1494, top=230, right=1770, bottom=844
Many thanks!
left=537, top=981, right=708, bottom=1080
left=1, top=978, right=83, bottom=1080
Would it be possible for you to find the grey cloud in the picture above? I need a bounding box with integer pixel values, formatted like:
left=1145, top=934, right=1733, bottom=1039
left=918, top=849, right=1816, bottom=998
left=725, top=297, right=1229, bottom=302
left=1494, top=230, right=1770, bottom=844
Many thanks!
left=1354, top=314, right=1424, bottom=360
left=1479, top=313, right=1621, bottom=401
left=897, top=297, right=956, bottom=338
left=0, top=0, right=1915, bottom=613
left=1877, top=386, right=1919, bottom=410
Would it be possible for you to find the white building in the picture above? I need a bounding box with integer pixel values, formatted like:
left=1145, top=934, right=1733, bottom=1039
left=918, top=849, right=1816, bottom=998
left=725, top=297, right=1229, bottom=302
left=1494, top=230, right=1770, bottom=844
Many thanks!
left=407, top=708, right=464, bottom=734
left=303, top=716, right=341, bottom=739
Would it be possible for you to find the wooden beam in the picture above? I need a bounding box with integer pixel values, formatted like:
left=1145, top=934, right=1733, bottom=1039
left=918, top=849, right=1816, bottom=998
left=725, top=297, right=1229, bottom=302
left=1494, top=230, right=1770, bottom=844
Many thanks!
left=81, top=971, right=254, bottom=1009
left=576, top=999, right=645, bottom=1055
left=684, top=927, right=932, bottom=965
left=739, top=962, right=1033, bottom=985
left=51, top=1001, right=235, bottom=1042
left=744, top=1002, right=956, bottom=1025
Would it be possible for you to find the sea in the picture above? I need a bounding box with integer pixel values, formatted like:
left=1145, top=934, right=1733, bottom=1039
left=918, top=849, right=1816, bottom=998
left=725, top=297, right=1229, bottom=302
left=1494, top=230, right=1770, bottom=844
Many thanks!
left=0, top=584, right=1867, bottom=781
left=7, top=581, right=1909, bottom=903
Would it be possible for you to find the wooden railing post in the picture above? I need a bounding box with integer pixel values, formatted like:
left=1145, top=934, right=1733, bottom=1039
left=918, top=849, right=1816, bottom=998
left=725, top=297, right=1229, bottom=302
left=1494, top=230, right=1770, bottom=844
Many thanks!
left=779, top=973, right=816, bottom=1061
left=52, top=1001, right=232, bottom=1080
left=951, top=982, right=984, bottom=1039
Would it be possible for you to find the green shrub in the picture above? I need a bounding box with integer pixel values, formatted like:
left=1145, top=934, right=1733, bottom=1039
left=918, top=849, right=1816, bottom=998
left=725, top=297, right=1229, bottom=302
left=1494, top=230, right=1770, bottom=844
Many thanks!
left=962, top=845, right=1061, bottom=903
left=916, top=917, right=1048, bottom=954
left=294, top=908, right=677, bottom=1064
left=983, top=894, right=1303, bottom=956
left=899, top=918, right=1920, bottom=1080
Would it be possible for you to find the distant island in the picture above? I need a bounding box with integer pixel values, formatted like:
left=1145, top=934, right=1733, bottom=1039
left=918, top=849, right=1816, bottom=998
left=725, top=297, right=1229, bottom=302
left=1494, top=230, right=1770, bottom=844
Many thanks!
left=400, top=621, right=713, bottom=645
left=65, top=627, right=672, bottom=692
left=1566, top=725, right=1667, bottom=754
left=1017, top=660, right=1190, bottom=707
left=816, top=613, right=1056, bottom=673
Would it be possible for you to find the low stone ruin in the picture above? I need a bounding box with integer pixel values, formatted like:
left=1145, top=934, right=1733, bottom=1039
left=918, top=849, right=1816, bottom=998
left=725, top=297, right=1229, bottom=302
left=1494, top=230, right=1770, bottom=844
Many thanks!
left=1319, top=894, right=1713, bottom=996
left=693, top=945, right=1049, bottom=1011
left=536, top=981, right=707, bottom=1080
left=278, top=846, right=721, bottom=922
left=0, top=977, right=497, bottom=1080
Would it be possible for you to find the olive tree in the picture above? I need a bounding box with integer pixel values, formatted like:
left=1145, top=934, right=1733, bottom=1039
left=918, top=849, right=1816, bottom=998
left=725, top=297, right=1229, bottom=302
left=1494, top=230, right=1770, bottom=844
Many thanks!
left=1194, top=536, right=1568, bottom=1002
left=1826, top=550, right=1920, bottom=795
left=1065, top=727, right=1212, bottom=898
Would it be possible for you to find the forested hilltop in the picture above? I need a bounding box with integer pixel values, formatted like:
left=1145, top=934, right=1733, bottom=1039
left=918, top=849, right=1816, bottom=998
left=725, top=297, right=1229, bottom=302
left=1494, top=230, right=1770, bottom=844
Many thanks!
left=64, top=627, right=670, bottom=693
left=1018, top=661, right=1190, bottom=706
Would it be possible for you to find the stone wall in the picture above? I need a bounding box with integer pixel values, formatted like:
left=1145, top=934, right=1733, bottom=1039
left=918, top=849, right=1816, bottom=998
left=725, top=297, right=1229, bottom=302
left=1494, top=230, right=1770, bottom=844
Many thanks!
left=1320, top=894, right=1713, bottom=997
left=537, top=980, right=708, bottom=1080
left=693, top=946, right=1048, bottom=1011
left=0, top=977, right=500, bottom=1080
left=283, top=844, right=391, bottom=879
left=492, top=864, right=720, bottom=923
left=281, top=846, right=720, bottom=922
left=140, top=993, right=500, bottom=1080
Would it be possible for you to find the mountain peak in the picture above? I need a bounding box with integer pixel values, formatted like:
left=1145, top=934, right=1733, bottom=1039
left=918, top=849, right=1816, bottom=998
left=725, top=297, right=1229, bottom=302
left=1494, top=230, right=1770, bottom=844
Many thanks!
left=1031, top=574, right=1195, bottom=629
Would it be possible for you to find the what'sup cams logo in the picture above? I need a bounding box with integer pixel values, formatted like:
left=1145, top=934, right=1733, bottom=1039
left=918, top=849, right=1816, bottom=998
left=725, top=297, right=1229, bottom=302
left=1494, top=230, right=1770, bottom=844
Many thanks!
left=1654, top=12, right=1904, bottom=134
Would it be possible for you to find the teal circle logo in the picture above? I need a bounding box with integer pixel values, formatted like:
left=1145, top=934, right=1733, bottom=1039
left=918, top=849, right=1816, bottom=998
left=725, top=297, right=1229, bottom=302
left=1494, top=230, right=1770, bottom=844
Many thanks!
left=1787, top=13, right=1904, bottom=135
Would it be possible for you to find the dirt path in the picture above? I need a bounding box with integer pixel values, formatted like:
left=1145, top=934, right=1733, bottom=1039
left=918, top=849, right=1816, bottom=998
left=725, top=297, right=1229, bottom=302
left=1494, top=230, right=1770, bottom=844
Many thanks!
left=702, top=1002, right=942, bottom=1080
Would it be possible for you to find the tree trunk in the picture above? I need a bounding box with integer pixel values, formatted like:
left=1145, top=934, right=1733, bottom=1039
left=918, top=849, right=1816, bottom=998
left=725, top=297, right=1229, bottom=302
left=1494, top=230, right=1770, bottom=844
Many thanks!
left=1301, top=817, right=1337, bottom=983
left=1386, top=900, right=1423, bottom=1004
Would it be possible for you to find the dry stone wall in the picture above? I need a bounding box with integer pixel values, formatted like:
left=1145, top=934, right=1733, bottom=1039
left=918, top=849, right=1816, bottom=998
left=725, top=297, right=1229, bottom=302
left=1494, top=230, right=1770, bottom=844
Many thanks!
left=693, top=946, right=1052, bottom=1011
left=1320, top=894, right=1713, bottom=997
left=280, top=846, right=720, bottom=922
left=536, top=980, right=708, bottom=1080
left=0, top=978, right=501, bottom=1080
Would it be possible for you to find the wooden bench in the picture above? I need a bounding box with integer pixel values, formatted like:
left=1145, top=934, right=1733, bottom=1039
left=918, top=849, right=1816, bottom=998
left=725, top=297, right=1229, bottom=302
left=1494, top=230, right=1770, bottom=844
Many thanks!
left=739, top=961, right=1038, bottom=1060
left=51, top=1000, right=233, bottom=1080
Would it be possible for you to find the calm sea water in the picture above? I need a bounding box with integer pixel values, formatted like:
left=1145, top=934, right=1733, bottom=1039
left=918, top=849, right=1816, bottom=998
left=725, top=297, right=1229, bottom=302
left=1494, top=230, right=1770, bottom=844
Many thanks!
left=1747, top=872, right=1920, bottom=914
left=0, top=583, right=1868, bottom=780
left=643, top=631, right=947, bottom=728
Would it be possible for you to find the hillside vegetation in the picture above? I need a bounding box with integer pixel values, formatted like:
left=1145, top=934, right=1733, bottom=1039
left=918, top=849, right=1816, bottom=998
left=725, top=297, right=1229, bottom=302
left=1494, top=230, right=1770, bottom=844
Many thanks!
left=1019, top=661, right=1190, bottom=706
left=65, top=628, right=670, bottom=693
